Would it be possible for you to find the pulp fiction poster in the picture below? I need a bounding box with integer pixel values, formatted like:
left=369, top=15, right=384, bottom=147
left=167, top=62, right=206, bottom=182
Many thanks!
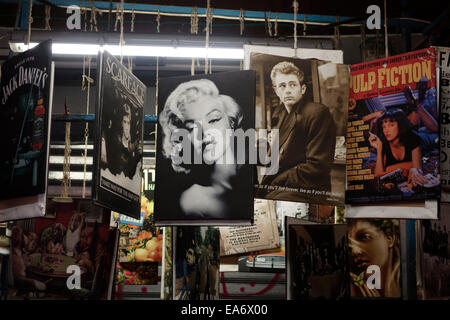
left=0, top=40, right=53, bottom=221
left=346, top=48, right=440, bottom=204
left=93, top=50, right=145, bottom=219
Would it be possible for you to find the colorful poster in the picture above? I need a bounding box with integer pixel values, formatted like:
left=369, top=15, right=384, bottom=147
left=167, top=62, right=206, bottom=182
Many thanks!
left=93, top=50, right=145, bottom=219
left=154, top=71, right=255, bottom=225
left=346, top=48, right=440, bottom=203
left=8, top=199, right=114, bottom=299
left=0, top=40, right=53, bottom=221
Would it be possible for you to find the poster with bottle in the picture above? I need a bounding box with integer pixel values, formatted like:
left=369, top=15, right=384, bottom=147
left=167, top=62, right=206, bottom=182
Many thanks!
left=0, top=40, right=53, bottom=221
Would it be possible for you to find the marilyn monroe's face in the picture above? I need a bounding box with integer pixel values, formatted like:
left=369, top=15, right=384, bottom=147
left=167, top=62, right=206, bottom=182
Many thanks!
left=182, top=95, right=231, bottom=164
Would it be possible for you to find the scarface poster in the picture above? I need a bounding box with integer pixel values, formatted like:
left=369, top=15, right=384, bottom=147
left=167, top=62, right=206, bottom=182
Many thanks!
left=93, top=50, right=145, bottom=219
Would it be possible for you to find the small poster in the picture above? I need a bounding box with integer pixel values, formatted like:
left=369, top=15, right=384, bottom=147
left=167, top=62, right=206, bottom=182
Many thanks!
left=93, top=50, right=145, bottom=219
left=154, top=71, right=255, bottom=225
left=346, top=48, right=440, bottom=203
left=0, top=40, right=53, bottom=221
left=286, top=217, right=348, bottom=300
left=173, top=226, right=220, bottom=300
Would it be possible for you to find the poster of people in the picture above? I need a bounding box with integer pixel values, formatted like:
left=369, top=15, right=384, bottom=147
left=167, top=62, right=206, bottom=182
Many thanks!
left=8, top=199, right=115, bottom=299
left=93, top=50, right=145, bottom=219
left=173, top=226, right=220, bottom=300
left=286, top=217, right=348, bottom=300
left=437, top=47, right=450, bottom=201
left=418, top=203, right=450, bottom=299
left=248, top=52, right=349, bottom=205
left=154, top=71, right=255, bottom=225
left=348, top=218, right=402, bottom=298
left=346, top=48, right=440, bottom=204
left=0, top=40, right=53, bottom=221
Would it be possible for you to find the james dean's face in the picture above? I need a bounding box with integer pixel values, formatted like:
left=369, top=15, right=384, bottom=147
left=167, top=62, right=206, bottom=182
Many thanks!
left=274, top=73, right=306, bottom=108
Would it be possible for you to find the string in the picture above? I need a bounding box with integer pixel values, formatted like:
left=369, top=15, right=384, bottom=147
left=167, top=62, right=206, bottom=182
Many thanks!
left=303, top=13, right=307, bottom=36
left=45, top=5, right=51, bottom=31
left=114, top=3, right=119, bottom=31
left=120, top=0, right=125, bottom=64
left=82, top=57, right=92, bottom=198
left=191, top=7, right=199, bottom=34
left=334, top=17, right=341, bottom=49
left=274, top=13, right=278, bottom=37
left=384, top=0, right=389, bottom=57
left=267, top=12, right=272, bottom=37
left=204, top=0, right=211, bottom=74
left=131, top=4, right=135, bottom=32
left=26, top=0, right=33, bottom=46
left=89, top=0, right=98, bottom=32
left=239, top=9, right=245, bottom=35
left=293, top=1, right=298, bottom=56
left=156, top=7, right=161, bottom=33
left=62, top=101, right=71, bottom=199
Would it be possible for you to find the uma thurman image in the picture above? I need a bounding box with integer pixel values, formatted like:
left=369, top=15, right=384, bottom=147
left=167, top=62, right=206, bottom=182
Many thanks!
left=154, top=71, right=255, bottom=224
left=252, top=54, right=349, bottom=205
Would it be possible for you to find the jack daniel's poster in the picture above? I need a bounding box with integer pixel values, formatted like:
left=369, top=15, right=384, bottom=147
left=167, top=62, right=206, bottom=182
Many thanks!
left=0, top=40, right=53, bottom=221
left=93, top=50, right=145, bottom=219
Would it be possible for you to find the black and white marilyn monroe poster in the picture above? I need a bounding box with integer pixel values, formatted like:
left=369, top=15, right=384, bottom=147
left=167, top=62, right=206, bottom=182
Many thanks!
left=93, top=50, right=145, bottom=219
left=154, top=71, right=256, bottom=225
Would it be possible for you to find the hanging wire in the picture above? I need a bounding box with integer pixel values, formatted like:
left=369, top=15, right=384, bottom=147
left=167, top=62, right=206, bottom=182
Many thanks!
left=191, top=7, right=199, bottom=34
left=239, top=8, right=245, bottom=35
left=119, top=0, right=125, bottom=64
left=131, top=4, right=135, bottom=32
left=89, top=0, right=99, bottom=32
left=303, top=13, right=307, bottom=36
left=334, top=16, right=341, bottom=50
left=45, top=5, right=51, bottom=31
left=384, top=0, right=389, bottom=57
left=26, top=0, right=33, bottom=46
left=204, top=0, right=211, bottom=74
left=114, top=3, right=120, bottom=31
left=156, top=6, right=161, bottom=33
left=267, top=12, right=273, bottom=37
left=82, top=57, right=93, bottom=198
left=274, top=13, right=278, bottom=37
left=293, top=1, right=298, bottom=55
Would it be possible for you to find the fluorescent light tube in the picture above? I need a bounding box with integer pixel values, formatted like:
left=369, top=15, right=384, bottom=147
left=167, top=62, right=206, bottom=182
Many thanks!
left=10, top=42, right=244, bottom=60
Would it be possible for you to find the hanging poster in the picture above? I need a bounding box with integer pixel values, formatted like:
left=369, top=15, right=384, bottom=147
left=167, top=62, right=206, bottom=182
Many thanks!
left=0, top=40, right=53, bottom=221
left=437, top=47, right=450, bottom=201
left=247, top=51, right=349, bottom=205
left=154, top=71, right=255, bottom=225
left=93, top=50, right=145, bottom=219
left=173, top=226, right=220, bottom=300
left=347, top=218, right=402, bottom=298
left=219, top=199, right=279, bottom=256
left=286, top=217, right=348, bottom=300
left=346, top=48, right=440, bottom=203
left=8, top=199, right=116, bottom=299
left=417, top=203, right=450, bottom=299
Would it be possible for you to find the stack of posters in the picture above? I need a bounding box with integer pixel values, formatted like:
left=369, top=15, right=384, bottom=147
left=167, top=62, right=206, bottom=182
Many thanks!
left=93, top=50, right=145, bottom=219
left=0, top=40, right=54, bottom=221
left=345, top=48, right=440, bottom=204
left=244, top=45, right=349, bottom=206
left=154, top=71, right=255, bottom=225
